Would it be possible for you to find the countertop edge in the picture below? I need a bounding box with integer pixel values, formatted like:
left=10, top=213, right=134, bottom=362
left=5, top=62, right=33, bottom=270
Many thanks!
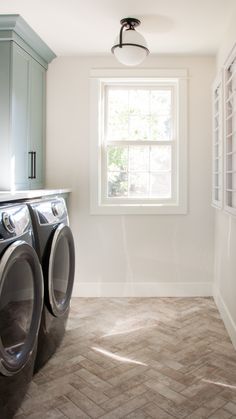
left=0, top=189, right=71, bottom=202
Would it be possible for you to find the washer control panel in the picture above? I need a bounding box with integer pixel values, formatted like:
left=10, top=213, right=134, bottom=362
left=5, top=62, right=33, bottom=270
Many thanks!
left=0, top=204, right=31, bottom=240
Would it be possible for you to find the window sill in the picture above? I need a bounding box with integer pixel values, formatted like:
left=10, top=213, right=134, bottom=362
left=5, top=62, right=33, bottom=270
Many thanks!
left=90, top=202, right=187, bottom=215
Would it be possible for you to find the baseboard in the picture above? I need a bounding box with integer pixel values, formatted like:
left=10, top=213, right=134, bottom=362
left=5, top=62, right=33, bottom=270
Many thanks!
left=213, top=286, right=236, bottom=350
left=72, top=281, right=213, bottom=298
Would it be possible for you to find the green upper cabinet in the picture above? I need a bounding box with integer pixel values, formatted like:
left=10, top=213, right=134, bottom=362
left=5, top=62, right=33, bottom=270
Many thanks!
left=11, top=43, right=31, bottom=190
left=0, top=15, right=56, bottom=190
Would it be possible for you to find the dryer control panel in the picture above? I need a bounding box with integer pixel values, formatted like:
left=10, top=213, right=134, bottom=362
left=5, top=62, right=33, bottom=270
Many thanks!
left=29, top=198, right=68, bottom=226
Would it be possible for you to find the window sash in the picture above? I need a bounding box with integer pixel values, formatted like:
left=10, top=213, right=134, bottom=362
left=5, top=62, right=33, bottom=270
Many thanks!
left=101, top=142, right=177, bottom=204
left=104, top=84, right=176, bottom=144
left=101, top=83, right=177, bottom=204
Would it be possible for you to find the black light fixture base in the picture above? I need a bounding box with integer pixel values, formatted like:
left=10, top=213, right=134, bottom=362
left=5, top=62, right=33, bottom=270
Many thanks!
left=111, top=16, right=149, bottom=65
left=120, top=18, right=140, bottom=29
left=111, top=43, right=149, bottom=54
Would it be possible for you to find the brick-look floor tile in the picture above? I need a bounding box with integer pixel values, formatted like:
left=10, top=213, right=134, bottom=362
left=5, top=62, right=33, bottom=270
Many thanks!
left=15, top=297, right=236, bottom=419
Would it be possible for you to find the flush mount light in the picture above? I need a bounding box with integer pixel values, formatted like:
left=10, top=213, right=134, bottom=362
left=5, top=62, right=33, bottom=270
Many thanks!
left=111, top=17, right=149, bottom=66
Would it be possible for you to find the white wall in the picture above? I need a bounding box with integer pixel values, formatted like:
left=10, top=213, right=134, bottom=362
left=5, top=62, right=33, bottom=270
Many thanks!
left=217, top=10, right=236, bottom=71
left=214, top=10, right=236, bottom=348
left=46, top=54, right=215, bottom=297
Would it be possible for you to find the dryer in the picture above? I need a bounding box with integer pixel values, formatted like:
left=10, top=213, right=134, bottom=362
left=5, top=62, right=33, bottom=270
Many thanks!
left=27, top=197, right=75, bottom=372
left=0, top=203, right=43, bottom=419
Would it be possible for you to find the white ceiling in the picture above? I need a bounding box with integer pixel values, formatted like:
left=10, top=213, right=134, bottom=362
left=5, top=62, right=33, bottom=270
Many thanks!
left=0, top=0, right=235, bottom=56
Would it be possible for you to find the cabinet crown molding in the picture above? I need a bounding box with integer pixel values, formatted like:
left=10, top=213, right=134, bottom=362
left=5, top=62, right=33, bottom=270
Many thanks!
left=0, top=14, right=56, bottom=65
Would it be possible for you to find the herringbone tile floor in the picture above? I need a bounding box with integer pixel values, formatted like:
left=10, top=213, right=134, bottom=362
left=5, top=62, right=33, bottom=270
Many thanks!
left=16, top=298, right=236, bottom=419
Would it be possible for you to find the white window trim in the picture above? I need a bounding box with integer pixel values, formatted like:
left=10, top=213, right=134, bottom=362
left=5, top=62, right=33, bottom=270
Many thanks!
left=102, top=83, right=177, bottom=206
left=90, top=68, right=188, bottom=215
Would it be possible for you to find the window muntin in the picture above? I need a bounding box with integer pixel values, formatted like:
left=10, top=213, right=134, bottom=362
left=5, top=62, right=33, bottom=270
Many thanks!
left=102, top=83, right=177, bottom=203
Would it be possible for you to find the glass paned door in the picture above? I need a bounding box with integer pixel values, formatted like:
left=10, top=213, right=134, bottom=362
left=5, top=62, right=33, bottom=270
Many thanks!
left=224, top=48, right=236, bottom=215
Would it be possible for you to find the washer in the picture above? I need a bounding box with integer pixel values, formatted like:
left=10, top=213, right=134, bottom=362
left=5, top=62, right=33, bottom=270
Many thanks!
left=0, top=203, right=43, bottom=419
left=27, top=197, right=75, bottom=372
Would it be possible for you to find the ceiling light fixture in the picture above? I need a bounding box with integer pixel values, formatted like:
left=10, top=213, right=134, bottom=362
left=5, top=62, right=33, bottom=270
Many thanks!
left=111, top=17, right=149, bottom=66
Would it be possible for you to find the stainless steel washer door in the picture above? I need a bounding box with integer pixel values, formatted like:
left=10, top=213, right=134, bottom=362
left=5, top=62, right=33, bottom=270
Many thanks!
left=47, top=224, right=75, bottom=317
left=0, top=241, right=43, bottom=376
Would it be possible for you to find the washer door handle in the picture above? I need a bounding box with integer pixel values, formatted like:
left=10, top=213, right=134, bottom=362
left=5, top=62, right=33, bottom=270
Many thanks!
left=2, top=212, right=16, bottom=233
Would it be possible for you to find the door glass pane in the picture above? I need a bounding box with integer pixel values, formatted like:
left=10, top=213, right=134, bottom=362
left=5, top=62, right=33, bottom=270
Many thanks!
left=0, top=259, right=34, bottom=357
left=52, top=234, right=70, bottom=306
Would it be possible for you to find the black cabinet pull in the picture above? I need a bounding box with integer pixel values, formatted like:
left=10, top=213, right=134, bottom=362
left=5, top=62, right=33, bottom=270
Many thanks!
left=28, top=151, right=36, bottom=179
left=28, top=151, right=33, bottom=179
left=33, top=151, right=36, bottom=179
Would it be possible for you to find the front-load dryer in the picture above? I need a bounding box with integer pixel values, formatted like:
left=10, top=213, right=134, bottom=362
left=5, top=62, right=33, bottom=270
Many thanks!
left=0, top=203, right=43, bottom=419
left=27, top=197, right=75, bottom=373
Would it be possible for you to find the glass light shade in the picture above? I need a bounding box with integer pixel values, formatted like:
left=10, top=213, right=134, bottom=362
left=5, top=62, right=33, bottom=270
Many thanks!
left=113, top=29, right=149, bottom=66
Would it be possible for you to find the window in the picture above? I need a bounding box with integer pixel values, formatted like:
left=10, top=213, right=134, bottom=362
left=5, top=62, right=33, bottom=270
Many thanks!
left=105, top=85, right=174, bottom=201
left=212, top=74, right=223, bottom=209
left=224, top=45, right=236, bottom=215
left=90, top=69, right=187, bottom=214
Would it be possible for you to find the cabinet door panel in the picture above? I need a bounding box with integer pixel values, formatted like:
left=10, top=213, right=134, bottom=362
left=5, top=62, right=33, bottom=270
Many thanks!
left=29, top=60, right=45, bottom=189
left=0, top=42, right=11, bottom=189
left=11, top=44, right=30, bottom=189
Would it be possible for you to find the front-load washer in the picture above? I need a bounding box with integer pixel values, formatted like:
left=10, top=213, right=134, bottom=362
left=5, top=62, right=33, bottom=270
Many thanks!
left=0, top=203, right=43, bottom=419
left=27, top=197, right=75, bottom=373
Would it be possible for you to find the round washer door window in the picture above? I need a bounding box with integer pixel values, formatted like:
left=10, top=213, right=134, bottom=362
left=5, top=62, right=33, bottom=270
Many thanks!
left=48, top=224, right=75, bottom=317
left=0, top=241, right=43, bottom=376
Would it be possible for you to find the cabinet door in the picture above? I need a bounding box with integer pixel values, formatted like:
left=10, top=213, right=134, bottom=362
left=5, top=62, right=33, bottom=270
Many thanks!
left=0, top=42, right=11, bottom=190
left=11, top=44, right=30, bottom=190
left=29, top=60, right=46, bottom=189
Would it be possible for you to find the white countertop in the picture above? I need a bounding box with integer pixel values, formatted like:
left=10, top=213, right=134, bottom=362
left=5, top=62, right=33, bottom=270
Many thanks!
left=0, top=189, right=71, bottom=202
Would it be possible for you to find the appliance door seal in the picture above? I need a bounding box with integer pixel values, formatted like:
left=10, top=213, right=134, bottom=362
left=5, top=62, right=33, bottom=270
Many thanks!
left=47, top=224, right=75, bottom=317
left=0, top=241, right=43, bottom=376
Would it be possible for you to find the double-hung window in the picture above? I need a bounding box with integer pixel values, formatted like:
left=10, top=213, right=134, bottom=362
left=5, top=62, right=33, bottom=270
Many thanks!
left=90, top=69, right=187, bottom=214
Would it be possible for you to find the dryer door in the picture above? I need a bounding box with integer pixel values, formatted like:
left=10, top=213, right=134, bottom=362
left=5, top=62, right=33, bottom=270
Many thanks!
left=0, top=241, right=43, bottom=376
left=47, top=224, right=75, bottom=317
